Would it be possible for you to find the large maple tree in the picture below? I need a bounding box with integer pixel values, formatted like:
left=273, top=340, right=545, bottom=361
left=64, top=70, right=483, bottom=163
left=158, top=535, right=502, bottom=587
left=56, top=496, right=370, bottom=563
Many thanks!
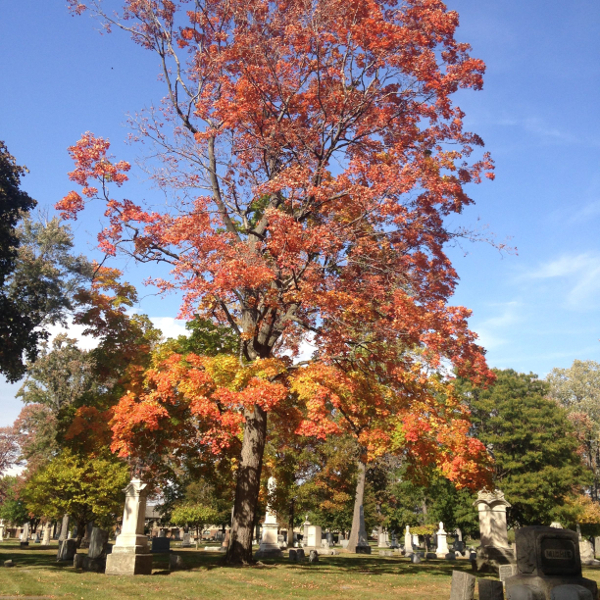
left=62, top=0, right=495, bottom=563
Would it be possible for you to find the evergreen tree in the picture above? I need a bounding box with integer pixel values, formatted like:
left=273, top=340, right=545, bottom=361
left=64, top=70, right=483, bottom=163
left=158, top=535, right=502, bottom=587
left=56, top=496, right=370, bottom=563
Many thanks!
left=459, top=369, right=588, bottom=527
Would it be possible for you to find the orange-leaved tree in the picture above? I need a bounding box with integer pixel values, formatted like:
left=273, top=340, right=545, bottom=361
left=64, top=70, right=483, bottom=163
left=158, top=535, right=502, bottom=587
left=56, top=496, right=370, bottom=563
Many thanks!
left=62, top=0, right=495, bottom=563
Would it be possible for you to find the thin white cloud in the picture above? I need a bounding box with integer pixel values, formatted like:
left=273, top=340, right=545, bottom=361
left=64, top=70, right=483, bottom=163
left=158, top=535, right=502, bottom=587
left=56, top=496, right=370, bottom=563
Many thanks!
left=523, top=253, right=600, bottom=309
left=471, top=301, right=523, bottom=351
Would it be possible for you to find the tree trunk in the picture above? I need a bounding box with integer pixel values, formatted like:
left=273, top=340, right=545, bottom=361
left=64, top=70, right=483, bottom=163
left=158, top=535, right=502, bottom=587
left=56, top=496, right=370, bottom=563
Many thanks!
left=346, top=458, right=367, bottom=552
left=226, top=404, right=268, bottom=565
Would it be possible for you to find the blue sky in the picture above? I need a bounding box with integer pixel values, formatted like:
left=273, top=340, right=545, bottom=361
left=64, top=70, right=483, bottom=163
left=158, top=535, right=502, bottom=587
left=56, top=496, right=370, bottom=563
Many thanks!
left=1, top=0, right=599, bottom=426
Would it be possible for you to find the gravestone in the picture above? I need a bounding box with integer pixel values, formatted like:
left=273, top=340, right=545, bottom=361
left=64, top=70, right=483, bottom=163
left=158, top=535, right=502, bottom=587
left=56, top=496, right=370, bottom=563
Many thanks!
left=595, top=537, right=600, bottom=559
left=41, top=522, right=52, bottom=547
left=0, top=520, right=4, bottom=542
left=411, top=553, right=421, bottom=564
left=478, top=579, right=504, bottom=600
left=296, top=548, right=305, bottom=562
left=289, top=549, right=298, bottom=562
left=449, top=570, right=476, bottom=600
left=20, top=523, right=30, bottom=543
left=255, top=477, right=283, bottom=559
left=404, top=525, right=413, bottom=555
left=151, top=537, right=171, bottom=553
left=474, top=489, right=515, bottom=573
left=307, top=525, right=322, bottom=548
left=309, top=549, right=319, bottom=563
left=505, top=526, right=598, bottom=600
left=57, top=539, right=77, bottom=562
left=436, top=522, right=450, bottom=558
left=88, top=527, right=109, bottom=559
left=181, top=532, right=192, bottom=548
left=105, top=478, right=153, bottom=575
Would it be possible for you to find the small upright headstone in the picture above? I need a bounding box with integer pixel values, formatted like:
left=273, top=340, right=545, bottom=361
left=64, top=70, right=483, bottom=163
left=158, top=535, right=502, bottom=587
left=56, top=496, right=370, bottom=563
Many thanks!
left=449, top=570, right=476, bottom=600
left=478, top=579, right=504, bottom=600
left=498, top=563, right=517, bottom=583
left=296, top=548, right=305, bottom=562
left=411, top=553, right=421, bottom=564
left=309, top=549, right=319, bottom=563
left=289, top=549, right=297, bottom=562
left=169, top=554, right=185, bottom=571
left=181, top=532, right=191, bottom=548
left=151, top=537, right=171, bottom=553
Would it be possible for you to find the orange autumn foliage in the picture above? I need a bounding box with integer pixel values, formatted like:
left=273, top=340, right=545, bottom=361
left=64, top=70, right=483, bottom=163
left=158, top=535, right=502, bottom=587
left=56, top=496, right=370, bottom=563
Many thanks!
left=64, top=0, right=497, bottom=559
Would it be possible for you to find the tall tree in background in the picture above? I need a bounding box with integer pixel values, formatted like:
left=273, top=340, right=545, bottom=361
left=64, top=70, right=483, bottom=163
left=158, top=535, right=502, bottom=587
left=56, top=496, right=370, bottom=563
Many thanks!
left=0, top=141, right=36, bottom=381
left=459, top=369, right=588, bottom=527
left=547, top=360, right=600, bottom=503
left=64, top=0, right=495, bottom=563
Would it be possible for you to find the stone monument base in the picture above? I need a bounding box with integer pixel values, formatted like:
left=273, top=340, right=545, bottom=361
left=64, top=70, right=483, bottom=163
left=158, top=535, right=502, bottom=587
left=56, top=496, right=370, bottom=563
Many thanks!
left=506, top=574, right=597, bottom=600
left=473, top=545, right=515, bottom=573
left=254, top=547, right=283, bottom=560
left=105, top=553, right=153, bottom=575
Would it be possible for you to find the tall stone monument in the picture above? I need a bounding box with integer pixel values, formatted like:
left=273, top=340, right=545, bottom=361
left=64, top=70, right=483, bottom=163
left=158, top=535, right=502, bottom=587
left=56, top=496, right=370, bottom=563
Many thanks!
left=254, top=477, right=282, bottom=559
left=0, top=519, right=4, bottom=542
left=106, top=478, right=153, bottom=575
left=404, top=525, right=413, bottom=554
left=473, top=489, right=515, bottom=572
left=436, top=522, right=449, bottom=558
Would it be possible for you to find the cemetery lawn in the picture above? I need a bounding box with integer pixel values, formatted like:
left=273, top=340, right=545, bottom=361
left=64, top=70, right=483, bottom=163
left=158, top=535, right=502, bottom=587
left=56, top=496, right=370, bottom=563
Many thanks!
left=3, top=542, right=600, bottom=600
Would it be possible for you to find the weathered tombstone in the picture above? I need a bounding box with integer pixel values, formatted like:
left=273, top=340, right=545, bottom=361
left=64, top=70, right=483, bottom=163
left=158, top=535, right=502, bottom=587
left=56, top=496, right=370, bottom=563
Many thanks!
left=436, top=522, right=449, bottom=558
left=550, top=585, right=594, bottom=599
left=326, top=532, right=334, bottom=546
left=379, top=549, right=393, bottom=557
left=594, top=537, right=600, bottom=559
left=405, top=525, right=413, bottom=554
left=105, top=478, right=153, bottom=575
left=57, top=539, right=77, bottom=562
left=309, top=549, right=319, bottom=563
left=169, top=554, right=185, bottom=571
left=88, top=528, right=108, bottom=558
left=456, top=528, right=463, bottom=542
left=378, top=531, right=388, bottom=547
left=478, top=579, right=504, bottom=600
left=341, top=539, right=349, bottom=549
left=254, top=477, right=283, bottom=559
left=505, top=526, right=598, bottom=600
left=4, top=560, right=14, bottom=567
left=289, top=549, right=298, bottom=562
left=474, top=489, right=515, bottom=573
left=296, top=548, right=305, bottom=562
left=73, top=554, right=85, bottom=569
left=412, top=533, right=419, bottom=547
left=151, top=537, right=170, bottom=553
left=181, top=532, right=192, bottom=548
left=411, top=552, right=421, bottom=564
left=449, top=570, right=476, bottom=600
left=0, top=520, right=4, bottom=542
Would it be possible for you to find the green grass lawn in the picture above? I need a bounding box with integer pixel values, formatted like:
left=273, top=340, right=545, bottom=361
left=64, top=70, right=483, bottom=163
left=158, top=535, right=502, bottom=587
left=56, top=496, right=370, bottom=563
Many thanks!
left=2, top=541, right=600, bottom=600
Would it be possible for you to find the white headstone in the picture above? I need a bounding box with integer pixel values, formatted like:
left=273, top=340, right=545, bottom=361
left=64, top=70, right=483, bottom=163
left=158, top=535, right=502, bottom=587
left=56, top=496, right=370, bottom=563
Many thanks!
left=307, top=525, right=322, bottom=548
